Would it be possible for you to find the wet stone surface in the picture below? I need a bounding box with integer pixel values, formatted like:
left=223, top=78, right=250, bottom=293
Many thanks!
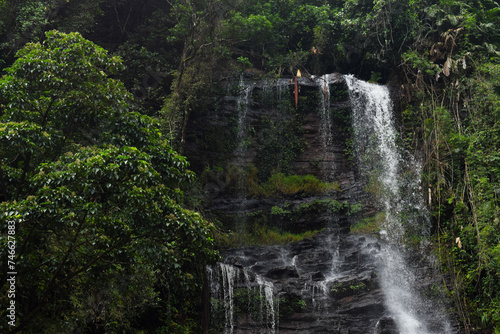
left=198, top=75, right=460, bottom=334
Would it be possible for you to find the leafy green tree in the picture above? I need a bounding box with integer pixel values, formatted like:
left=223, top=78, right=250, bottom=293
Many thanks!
left=0, top=0, right=49, bottom=68
left=162, top=0, right=235, bottom=150
left=0, top=0, right=107, bottom=71
left=0, top=30, right=216, bottom=333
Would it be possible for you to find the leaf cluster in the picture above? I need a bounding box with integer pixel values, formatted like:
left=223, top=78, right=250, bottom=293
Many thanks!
left=0, top=31, right=217, bottom=333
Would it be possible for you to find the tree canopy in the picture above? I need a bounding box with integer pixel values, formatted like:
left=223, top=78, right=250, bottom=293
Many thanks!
left=0, top=30, right=217, bottom=333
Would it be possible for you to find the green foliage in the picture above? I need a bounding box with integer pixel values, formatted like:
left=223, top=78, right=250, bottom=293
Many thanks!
left=218, top=0, right=423, bottom=77
left=0, top=31, right=217, bottom=332
left=0, top=30, right=129, bottom=199
left=54, top=0, right=104, bottom=35
left=285, top=198, right=362, bottom=216
left=252, top=173, right=340, bottom=198
left=268, top=198, right=362, bottom=229
left=237, top=56, right=253, bottom=68
left=400, top=0, right=500, bottom=328
left=350, top=212, right=385, bottom=235
left=279, top=294, right=307, bottom=319
left=0, top=0, right=107, bottom=69
left=213, top=196, right=362, bottom=248
left=201, top=163, right=340, bottom=199
left=402, top=50, right=440, bottom=76
left=160, top=0, right=236, bottom=149
left=218, top=223, right=320, bottom=248
left=0, top=0, right=498, bottom=331
left=369, top=71, right=382, bottom=83
left=271, top=205, right=292, bottom=215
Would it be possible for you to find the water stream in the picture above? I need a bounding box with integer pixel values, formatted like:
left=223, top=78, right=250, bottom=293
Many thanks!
left=345, top=75, right=452, bottom=334
left=315, top=74, right=334, bottom=181
left=235, top=75, right=253, bottom=160
left=208, top=262, right=279, bottom=334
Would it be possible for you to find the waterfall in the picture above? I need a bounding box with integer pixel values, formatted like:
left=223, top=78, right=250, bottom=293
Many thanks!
left=345, top=75, right=452, bottom=334
left=221, top=263, right=237, bottom=333
left=233, top=76, right=254, bottom=235
left=316, top=74, right=333, bottom=161
left=275, top=78, right=290, bottom=100
left=345, top=75, right=405, bottom=240
left=344, top=74, right=431, bottom=241
left=206, top=73, right=456, bottom=333
left=235, top=75, right=253, bottom=160
left=208, top=263, right=279, bottom=334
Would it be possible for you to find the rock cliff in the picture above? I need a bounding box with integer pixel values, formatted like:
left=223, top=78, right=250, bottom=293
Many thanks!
left=185, top=74, right=459, bottom=334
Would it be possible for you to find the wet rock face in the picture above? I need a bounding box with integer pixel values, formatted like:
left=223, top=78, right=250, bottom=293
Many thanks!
left=212, top=229, right=459, bottom=334
left=185, top=74, right=371, bottom=235
left=191, top=75, right=461, bottom=334
left=184, top=74, right=356, bottom=187
left=375, top=317, right=399, bottom=334
left=265, top=266, right=300, bottom=280
left=214, top=227, right=389, bottom=334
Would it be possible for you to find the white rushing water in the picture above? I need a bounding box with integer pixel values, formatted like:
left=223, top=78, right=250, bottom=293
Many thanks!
left=209, top=74, right=453, bottom=333
left=209, top=263, right=279, bottom=334
left=316, top=74, right=333, bottom=160
left=344, top=75, right=452, bottom=334
left=344, top=75, right=405, bottom=240
left=314, top=74, right=337, bottom=181
left=220, top=263, right=237, bottom=334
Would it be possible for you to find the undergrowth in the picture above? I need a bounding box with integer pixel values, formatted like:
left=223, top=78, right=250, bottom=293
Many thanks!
left=350, top=212, right=385, bottom=235
left=201, top=164, right=340, bottom=198
left=216, top=224, right=321, bottom=248
left=251, top=172, right=340, bottom=197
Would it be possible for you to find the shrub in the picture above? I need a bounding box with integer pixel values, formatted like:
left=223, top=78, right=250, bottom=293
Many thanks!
left=251, top=172, right=340, bottom=197
left=350, top=212, right=386, bottom=234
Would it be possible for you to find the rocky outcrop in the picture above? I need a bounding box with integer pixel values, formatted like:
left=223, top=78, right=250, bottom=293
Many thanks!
left=210, top=227, right=458, bottom=333
left=185, top=74, right=372, bottom=233
left=212, top=227, right=386, bottom=333
left=187, top=74, right=460, bottom=334
left=184, top=74, right=357, bottom=188
left=375, top=317, right=399, bottom=334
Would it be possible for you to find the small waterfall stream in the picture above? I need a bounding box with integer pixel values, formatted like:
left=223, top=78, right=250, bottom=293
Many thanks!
left=345, top=75, right=430, bottom=241
left=235, top=75, right=253, bottom=160
left=316, top=74, right=334, bottom=181
left=208, top=263, right=279, bottom=334
left=209, top=77, right=281, bottom=334
left=345, top=75, right=452, bottom=334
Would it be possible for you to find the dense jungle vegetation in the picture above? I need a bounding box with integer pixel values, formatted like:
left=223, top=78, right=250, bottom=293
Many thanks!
left=0, top=0, right=499, bottom=333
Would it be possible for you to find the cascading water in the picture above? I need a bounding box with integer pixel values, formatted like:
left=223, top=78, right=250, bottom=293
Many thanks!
left=345, top=75, right=430, bottom=241
left=233, top=76, right=254, bottom=237
left=208, top=263, right=279, bottom=334
left=344, top=75, right=452, bottom=334
left=221, top=263, right=237, bottom=333
left=345, top=75, right=404, bottom=240
left=315, top=74, right=334, bottom=180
